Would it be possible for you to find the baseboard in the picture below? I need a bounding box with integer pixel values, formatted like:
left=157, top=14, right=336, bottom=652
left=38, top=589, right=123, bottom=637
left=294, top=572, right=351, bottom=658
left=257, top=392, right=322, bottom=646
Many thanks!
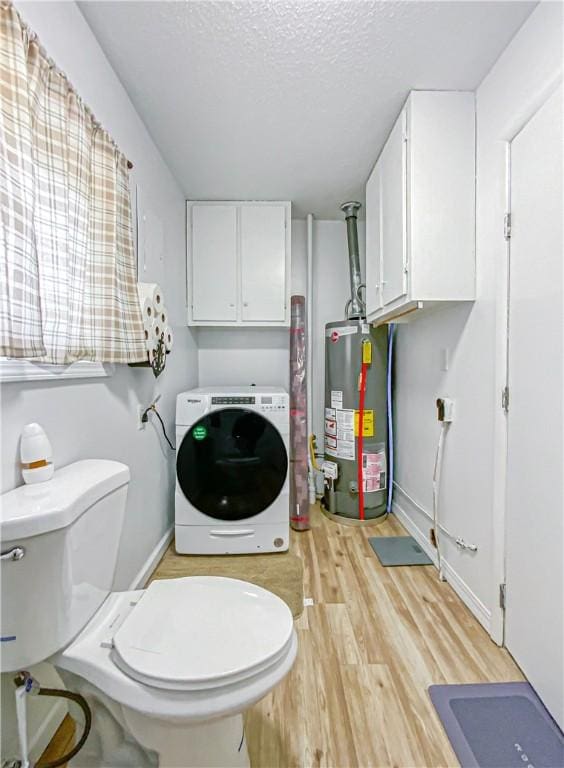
left=439, top=557, right=491, bottom=632
left=128, top=526, right=174, bottom=590
left=392, top=498, right=491, bottom=633
left=29, top=699, right=67, bottom=763
left=392, top=498, right=438, bottom=566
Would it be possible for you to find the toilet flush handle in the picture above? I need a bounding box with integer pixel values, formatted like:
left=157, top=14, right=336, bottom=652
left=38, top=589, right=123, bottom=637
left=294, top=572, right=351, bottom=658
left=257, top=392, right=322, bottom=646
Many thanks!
left=0, top=546, right=25, bottom=561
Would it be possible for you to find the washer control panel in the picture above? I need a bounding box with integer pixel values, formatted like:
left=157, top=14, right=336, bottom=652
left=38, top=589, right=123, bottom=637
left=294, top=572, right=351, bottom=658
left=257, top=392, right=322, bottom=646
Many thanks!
left=259, top=394, right=287, bottom=412
left=177, top=390, right=288, bottom=427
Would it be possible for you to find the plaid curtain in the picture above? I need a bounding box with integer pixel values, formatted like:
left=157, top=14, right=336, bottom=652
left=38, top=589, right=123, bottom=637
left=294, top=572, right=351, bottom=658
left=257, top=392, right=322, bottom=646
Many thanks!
left=0, top=1, right=146, bottom=363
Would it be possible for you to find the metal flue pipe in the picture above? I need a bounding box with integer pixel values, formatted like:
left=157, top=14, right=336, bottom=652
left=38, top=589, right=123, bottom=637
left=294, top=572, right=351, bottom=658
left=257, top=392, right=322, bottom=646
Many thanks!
left=340, top=201, right=364, bottom=319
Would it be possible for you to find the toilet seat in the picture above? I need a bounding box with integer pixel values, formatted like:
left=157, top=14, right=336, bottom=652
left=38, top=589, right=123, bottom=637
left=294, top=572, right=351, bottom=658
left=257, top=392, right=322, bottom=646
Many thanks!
left=52, top=578, right=298, bottom=723
left=112, top=576, right=294, bottom=691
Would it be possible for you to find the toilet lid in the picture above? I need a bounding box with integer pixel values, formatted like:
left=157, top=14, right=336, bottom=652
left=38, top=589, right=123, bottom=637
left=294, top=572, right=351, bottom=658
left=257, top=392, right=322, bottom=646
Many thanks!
left=112, top=576, right=294, bottom=691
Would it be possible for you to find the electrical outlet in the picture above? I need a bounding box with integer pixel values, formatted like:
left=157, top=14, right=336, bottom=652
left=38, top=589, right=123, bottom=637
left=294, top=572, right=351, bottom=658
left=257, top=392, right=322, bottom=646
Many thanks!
left=436, top=397, right=455, bottom=422
left=137, top=405, right=146, bottom=430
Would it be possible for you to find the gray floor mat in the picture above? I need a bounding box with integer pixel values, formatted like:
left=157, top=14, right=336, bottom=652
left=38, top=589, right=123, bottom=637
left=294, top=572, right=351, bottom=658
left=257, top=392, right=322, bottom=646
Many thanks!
left=368, top=535, right=433, bottom=566
left=429, top=682, right=564, bottom=767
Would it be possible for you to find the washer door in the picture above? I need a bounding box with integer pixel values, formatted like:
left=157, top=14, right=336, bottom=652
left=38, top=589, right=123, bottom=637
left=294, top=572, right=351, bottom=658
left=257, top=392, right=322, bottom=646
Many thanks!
left=177, top=408, right=288, bottom=521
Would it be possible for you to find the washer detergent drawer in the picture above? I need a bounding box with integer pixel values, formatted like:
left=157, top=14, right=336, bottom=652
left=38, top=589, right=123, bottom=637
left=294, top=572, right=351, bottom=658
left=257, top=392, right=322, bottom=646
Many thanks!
left=176, top=408, right=288, bottom=523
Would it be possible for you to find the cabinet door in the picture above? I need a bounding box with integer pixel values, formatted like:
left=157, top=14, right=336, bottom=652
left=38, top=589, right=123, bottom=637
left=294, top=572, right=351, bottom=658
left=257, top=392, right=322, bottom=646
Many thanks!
left=191, top=205, right=237, bottom=322
left=240, top=205, right=287, bottom=322
left=380, top=110, right=407, bottom=306
left=365, top=160, right=383, bottom=314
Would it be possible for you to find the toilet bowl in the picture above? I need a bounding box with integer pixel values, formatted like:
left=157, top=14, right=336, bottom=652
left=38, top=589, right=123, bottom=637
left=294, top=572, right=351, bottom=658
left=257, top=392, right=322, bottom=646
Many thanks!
left=0, top=460, right=298, bottom=768
left=52, top=577, right=297, bottom=767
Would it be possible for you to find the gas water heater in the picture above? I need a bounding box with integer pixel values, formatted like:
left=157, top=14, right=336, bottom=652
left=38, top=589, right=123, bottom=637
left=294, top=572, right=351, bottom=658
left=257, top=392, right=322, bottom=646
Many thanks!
left=322, top=202, right=388, bottom=521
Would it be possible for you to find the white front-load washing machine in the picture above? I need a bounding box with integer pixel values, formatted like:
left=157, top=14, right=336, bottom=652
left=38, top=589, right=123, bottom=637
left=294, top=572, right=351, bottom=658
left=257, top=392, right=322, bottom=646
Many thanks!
left=175, top=387, right=289, bottom=554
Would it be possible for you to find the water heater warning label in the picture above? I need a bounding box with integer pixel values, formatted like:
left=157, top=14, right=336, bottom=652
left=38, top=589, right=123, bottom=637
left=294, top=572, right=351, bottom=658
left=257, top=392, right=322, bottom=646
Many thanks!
left=330, top=390, right=343, bottom=409
left=362, top=451, right=387, bottom=492
left=337, top=440, right=355, bottom=460
left=336, top=410, right=355, bottom=458
left=324, top=408, right=356, bottom=460
left=354, top=410, right=374, bottom=437
left=325, top=435, right=338, bottom=456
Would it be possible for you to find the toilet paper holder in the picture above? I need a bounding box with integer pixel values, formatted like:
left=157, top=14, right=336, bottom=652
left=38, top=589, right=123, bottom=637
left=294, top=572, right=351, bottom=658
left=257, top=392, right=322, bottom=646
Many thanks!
left=129, top=333, right=167, bottom=378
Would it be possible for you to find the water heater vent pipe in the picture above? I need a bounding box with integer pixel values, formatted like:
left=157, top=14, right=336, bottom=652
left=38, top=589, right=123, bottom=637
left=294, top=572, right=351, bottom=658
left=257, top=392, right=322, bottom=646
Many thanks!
left=341, top=201, right=365, bottom=320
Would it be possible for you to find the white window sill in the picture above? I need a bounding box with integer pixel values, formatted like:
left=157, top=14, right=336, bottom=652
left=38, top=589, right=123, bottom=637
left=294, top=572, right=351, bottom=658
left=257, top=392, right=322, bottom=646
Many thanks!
left=0, top=359, right=111, bottom=383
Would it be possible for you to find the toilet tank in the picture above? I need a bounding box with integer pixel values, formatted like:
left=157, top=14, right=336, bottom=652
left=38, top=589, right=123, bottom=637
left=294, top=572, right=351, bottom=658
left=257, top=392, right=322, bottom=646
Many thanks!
left=0, top=460, right=129, bottom=672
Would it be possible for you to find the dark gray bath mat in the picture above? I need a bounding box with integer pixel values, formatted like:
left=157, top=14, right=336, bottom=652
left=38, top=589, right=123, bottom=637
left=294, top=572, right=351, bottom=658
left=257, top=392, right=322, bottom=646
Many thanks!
left=368, top=535, right=433, bottom=566
left=429, top=682, right=564, bottom=768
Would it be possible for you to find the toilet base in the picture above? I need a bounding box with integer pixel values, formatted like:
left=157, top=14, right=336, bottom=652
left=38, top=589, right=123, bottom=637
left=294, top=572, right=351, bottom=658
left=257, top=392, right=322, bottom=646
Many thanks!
left=58, top=669, right=250, bottom=768
left=124, top=707, right=249, bottom=768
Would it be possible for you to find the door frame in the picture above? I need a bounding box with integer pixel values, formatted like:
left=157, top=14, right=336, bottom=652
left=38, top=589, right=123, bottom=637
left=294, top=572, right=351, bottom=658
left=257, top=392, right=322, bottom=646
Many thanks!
left=490, top=75, right=563, bottom=645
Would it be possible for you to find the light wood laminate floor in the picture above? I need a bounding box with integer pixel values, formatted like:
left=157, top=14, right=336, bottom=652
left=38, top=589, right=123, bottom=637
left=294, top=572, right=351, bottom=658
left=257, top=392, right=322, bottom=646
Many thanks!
left=245, top=505, right=522, bottom=768
left=40, top=505, right=522, bottom=768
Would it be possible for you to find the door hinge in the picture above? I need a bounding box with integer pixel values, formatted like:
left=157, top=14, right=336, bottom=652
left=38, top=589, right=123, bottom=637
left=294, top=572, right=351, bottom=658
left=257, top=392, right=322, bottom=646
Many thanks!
left=504, top=212, right=512, bottom=240
left=502, top=386, right=509, bottom=413
left=499, top=583, right=506, bottom=610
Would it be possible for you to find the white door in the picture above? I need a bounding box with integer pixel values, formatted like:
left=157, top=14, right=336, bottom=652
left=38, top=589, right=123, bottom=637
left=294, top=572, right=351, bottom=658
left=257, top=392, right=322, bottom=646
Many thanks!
left=381, top=110, right=408, bottom=307
left=240, top=205, right=286, bottom=322
left=365, top=160, right=383, bottom=314
left=191, top=205, right=237, bottom=322
left=505, top=86, right=563, bottom=729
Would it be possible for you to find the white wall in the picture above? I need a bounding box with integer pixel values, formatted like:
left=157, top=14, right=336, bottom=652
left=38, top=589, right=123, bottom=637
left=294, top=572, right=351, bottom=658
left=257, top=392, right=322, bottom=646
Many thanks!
left=392, top=1, right=562, bottom=636
left=0, top=3, right=197, bottom=760
left=197, top=219, right=364, bottom=444
left=1, top=0, right=198, bottom=582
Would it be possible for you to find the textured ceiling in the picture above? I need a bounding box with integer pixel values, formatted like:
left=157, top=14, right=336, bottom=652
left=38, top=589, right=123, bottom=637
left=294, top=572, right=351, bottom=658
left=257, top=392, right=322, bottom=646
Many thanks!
left=80, top=1, right=535, bottom=218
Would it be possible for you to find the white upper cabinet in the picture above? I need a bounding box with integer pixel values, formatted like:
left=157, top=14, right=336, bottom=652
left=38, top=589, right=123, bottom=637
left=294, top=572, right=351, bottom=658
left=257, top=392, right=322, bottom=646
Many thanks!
left=380, top=109, right=408, bottom=308
left=187, top=201, right=291, bottom=326
left=240, top=205, right=287, bottom=322
left=365, top=91, right=476, bottom=324
left=191, top=205, right=238, bottom=323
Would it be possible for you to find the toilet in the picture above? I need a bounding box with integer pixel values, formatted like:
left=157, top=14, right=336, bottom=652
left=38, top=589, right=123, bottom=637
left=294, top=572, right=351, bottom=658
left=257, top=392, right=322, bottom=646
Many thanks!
left=0, top=460, right=298, bottom=767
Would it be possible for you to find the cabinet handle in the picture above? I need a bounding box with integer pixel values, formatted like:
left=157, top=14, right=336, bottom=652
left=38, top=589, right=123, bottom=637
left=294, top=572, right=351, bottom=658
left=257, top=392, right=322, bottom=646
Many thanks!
left=229, top=303, right=235, bottom=308
left=243, top=302, right=249, bottom=307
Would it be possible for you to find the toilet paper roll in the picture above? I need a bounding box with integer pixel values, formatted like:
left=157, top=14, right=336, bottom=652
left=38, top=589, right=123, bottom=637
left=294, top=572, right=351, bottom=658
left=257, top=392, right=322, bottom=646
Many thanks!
left=140, top=296, right=154, bottom=321
left=143, top=320, right=157, bottom=354
left=153, top=320, right=164, bottom=345
left=143, top=312, right=155, bottom=334
left=137, top=282, right=164, bottom=311
left=163, top=325, right=173, bottom=353
left=158, top=306, right=168, bottom=327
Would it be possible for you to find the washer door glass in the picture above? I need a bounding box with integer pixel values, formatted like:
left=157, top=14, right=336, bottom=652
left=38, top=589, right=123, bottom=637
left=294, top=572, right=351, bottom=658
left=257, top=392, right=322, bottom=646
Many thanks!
left=177, top=408, right=288, bottom=521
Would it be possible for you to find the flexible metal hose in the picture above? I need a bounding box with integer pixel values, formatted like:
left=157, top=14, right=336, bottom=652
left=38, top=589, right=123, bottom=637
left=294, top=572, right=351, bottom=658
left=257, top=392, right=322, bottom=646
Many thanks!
left=35, top=689, right=91, bottom=768
left=308, top=434, right=320, bottom=471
